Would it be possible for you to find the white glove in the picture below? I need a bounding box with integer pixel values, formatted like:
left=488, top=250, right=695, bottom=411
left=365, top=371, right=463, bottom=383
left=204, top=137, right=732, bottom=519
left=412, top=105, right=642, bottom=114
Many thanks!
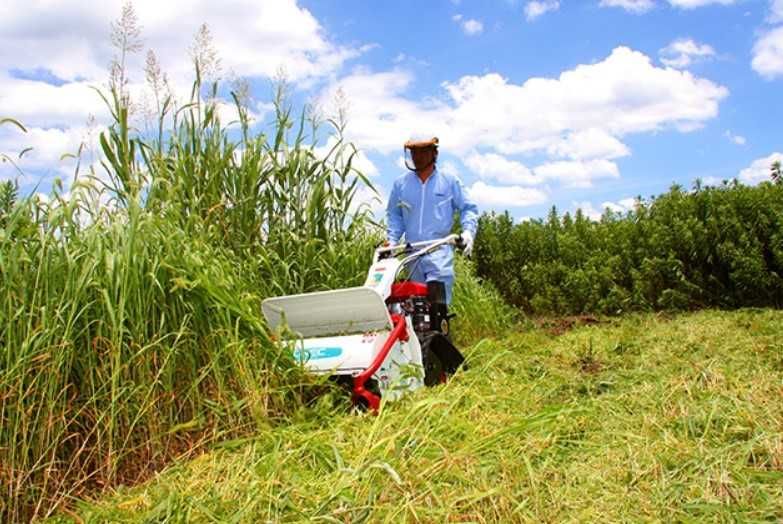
left=460, top=230, right=474, bottom=257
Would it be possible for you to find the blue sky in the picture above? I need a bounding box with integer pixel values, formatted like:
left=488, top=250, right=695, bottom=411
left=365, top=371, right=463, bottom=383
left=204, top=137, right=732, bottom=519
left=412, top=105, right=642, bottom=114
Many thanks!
left=1, top=0, right=781, bottom=220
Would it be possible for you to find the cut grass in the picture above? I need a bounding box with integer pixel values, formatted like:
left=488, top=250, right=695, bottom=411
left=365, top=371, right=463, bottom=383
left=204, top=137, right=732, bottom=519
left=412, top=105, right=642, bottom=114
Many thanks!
left=60, top=309, right=783, bottom=522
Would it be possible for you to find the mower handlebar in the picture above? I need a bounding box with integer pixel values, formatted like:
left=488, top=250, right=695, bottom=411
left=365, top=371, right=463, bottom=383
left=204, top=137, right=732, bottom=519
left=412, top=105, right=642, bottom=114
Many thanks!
left=375, top=234, right=460, bottom=260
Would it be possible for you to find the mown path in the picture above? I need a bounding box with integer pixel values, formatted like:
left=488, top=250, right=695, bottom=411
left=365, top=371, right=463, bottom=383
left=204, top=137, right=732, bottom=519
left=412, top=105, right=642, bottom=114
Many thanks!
left=57, top=310, right=783, bottom=522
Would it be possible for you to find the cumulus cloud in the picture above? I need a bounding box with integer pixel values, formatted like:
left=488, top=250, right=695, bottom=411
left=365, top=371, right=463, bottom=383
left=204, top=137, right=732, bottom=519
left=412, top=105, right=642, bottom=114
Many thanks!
left=599, top=0, right=656, bottom=13
left=524, top=1, right=560, bottom=21
left=453, top=15, right=484, bottom=35
left=319, top=46, right=727, bottom=197
left=601, top=197, right=639, bottom=213
left=0, top=0, right=363, bottom=87
left=724, top=130, right=746, bottom=145
left=667, top=0, right=736, bottom=7
left=468, top=181, right=548, bottom=207
left=324, top=47, right=727, bottom=162
left=312, top=136, right=380, bottom=178
left=573, top=197, right=638, bottom=220
left=572, top=201, right=603, bottom=221
left=442, top=47, right=727, bottom=149
left=600, top=0, right=736, bottom=12
left=0, top=72, right=107, bottom=129
left=0, top=124, right=102, bottom=183
left=351, top=184, right=386, bottom=217
left=533, top=159, right=620, bottom=188
left=546, top=128, right=630, bottom=160
left=752, top=26, right=783, bottom=79
left=659, top=38, right=716, bottom=68
left=770, top=0, right=783, bottom=23
left=0, top=0, right=370, bottom=193
left=738, top=152, right=783, bottom=184
left=464, top=152, right=538, bottom=185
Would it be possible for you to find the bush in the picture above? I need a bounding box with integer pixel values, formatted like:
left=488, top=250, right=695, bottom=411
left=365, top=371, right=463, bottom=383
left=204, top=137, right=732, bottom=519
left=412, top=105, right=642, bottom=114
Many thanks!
left=474, top=181, right=783, bottom=315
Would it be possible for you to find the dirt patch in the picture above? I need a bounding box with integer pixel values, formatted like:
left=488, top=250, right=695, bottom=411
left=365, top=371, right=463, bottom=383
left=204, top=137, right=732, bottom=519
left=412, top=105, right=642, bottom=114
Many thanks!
left=534, top=315, right=602, bottom=336
left=577, top=353, right=603, bottom=374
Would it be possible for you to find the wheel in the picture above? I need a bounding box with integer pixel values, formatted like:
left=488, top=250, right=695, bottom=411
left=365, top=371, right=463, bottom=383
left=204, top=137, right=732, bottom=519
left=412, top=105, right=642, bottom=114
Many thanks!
left=420, top=331, right=465, bottom=387
left=422, top=342, right=447, bottom=387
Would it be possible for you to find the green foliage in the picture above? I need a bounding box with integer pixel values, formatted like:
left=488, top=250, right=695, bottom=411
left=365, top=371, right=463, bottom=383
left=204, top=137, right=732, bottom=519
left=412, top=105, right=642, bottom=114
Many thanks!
left=0, top=64, right=381, bottom=521
left=772, top=160, right=782, bottom=185
left=450, top=257, right=519, bottom=345
left=475, top=182, right=783, bottom=315
left=0, top=180, right=18, bottom=228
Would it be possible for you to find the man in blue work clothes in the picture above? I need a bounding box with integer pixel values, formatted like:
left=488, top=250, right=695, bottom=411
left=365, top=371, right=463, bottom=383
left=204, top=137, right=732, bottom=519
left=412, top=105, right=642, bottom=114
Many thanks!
left=386, top=137, right=479, bottom=304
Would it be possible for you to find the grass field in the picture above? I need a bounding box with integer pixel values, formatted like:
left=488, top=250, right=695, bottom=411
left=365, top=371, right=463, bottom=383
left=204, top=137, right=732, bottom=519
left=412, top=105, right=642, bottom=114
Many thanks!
left=57, top=308, right=783, bottom=522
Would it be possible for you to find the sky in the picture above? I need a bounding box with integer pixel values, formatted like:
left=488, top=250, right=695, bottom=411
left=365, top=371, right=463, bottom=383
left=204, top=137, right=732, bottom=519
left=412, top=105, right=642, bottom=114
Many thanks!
left=0, top=0, right=782, bottom=221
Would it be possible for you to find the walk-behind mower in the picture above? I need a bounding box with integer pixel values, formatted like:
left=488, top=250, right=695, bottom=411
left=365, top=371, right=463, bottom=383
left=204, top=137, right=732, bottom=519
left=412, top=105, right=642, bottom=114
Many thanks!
left=261, top=235, right=467, bottom=411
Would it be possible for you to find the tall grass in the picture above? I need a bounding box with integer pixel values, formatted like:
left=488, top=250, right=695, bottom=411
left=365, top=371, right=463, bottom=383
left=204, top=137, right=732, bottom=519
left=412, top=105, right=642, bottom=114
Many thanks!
left=0, top=61, right=380, bottom=521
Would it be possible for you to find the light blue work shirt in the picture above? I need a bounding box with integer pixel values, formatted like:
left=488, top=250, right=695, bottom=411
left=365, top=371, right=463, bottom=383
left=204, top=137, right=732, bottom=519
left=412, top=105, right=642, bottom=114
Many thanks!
left=386, top=168, right=479, bottom=303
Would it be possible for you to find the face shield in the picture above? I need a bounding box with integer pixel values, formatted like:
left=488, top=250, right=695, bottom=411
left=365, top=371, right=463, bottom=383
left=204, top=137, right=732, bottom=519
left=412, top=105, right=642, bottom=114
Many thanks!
left=403, top=137, right=439, bottom=173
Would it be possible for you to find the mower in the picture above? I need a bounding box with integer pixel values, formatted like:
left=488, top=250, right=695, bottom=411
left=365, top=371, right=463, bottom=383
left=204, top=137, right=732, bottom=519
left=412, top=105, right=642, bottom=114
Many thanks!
left=261, top=234, right=467, bottom=411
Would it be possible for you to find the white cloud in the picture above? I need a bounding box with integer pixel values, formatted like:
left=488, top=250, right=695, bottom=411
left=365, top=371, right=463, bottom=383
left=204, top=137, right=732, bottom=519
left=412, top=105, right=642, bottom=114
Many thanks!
left=319, top=68, right=439, bottom=155
left=572, top=201, right=603, bottom=220
left=464, top=147, right=623, bottom=189
left=668, top=0, right=736, bottom=7
left=0, top=0, right=364, bottom=87
left=752, top=26, right=783, bottom=79
left=312, top=136, right=379, bottom=178
left=546, top=128, right=630, bottom=160
left=770, top=0, right=783, bottom=23
left=0, top=124, right=102, bottom=182
left=601, top=197, right=638, bottom=213
left=213, top=100, right=271, bottom=127
left=599, top=0, right=656, bottom=13
left=462, top=19, right=484, bottom=35
left=618, top=197, right=639, bottom=209
left=724, top=130, right=746, bottom=145
left=524, top=1, right=560, bottom=21
left=600, top=0, right=737, bottom=12
left=464, top=152, right=539, bottom=185
left=325, top=47, right=727, bottom=174
left=659, top=38, right=716, bottom=68
left=700, top=176, right=725, bottom=186
left=0, top=72, right=107, bottom=129
left=533, top=159, right=620, bottom=187
left=438, top=160, right=461, bottom=177
left=467, top=181, right=547, bottom=207
left=601, top=202, right=626, bottom=213
left=463, top=20, right=482, bottom=35
left=738, top=152, right=783, bottom=184
left=573, top=197, right=638, bottom=220
left=0, top=0, right=372, bottom=192
left=453, top=15, right=484, bottom=35
left=318, top=47, right=727, bottom=199
left=441, top=47, right=727, bottom=151
left=351, top=184, right=386, bottom=217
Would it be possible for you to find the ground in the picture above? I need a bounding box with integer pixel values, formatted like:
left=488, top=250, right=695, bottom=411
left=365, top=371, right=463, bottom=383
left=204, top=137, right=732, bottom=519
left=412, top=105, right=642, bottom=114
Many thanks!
left=55, top=309, right=783, bottom=523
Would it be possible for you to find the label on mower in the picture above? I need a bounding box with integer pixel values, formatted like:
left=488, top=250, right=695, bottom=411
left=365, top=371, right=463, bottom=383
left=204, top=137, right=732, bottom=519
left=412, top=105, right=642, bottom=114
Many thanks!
left=293, top=346, right=343, bottom=362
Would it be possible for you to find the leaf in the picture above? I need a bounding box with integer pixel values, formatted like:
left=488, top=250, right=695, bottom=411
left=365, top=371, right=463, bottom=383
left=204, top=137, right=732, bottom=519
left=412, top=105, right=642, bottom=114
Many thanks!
left=0, top=118, right=27, bottom=133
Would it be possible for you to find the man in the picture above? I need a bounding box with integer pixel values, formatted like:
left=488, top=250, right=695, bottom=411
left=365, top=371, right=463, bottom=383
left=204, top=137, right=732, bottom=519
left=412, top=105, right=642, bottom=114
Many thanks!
left=386, top=137, right=479, bottom=304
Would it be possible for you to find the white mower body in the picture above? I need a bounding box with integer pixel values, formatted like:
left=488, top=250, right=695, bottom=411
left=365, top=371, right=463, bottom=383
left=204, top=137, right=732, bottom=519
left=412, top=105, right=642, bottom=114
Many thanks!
left=261, top=235, right=465, bottom=408
left=261, top=258, right=425, bottom=399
